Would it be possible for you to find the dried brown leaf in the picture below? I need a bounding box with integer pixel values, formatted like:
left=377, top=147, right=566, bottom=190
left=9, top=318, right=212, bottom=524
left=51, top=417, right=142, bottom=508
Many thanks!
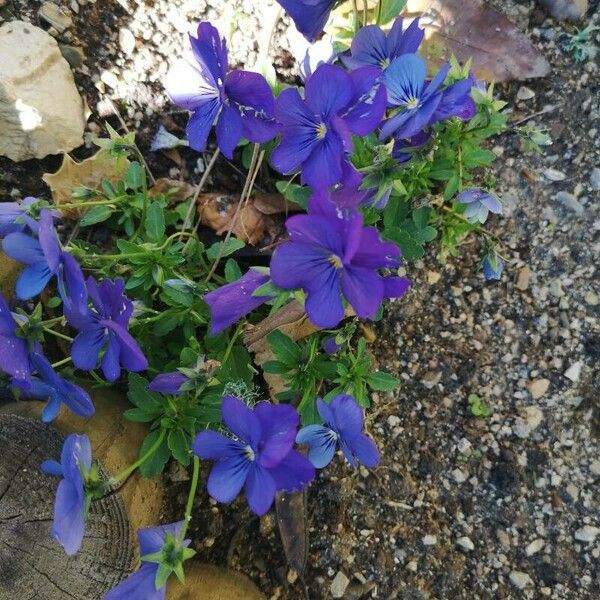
left=276, top=491, right=308, bottom=576
left=42, top=150, right=130, bottom=218
left=149, top=178, right=196, bottom=204
left=405, top=0, right=550, bottom=81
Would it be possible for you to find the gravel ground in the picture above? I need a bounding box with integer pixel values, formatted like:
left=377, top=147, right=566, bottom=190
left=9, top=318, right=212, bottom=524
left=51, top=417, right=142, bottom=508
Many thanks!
left=1, top=0, right=599, bottom=598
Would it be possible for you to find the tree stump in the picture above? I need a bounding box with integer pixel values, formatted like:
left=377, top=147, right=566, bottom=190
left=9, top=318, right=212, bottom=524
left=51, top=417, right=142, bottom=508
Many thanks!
left=0, top=414, right=134, bottom=599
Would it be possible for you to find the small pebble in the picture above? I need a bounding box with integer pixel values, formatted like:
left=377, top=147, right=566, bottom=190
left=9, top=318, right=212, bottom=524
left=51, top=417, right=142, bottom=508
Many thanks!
left=527, top=378, right=550, bottom=399
left=590, top=167, right=600, bottom=191
left=564, top=362, right=582, bottom=382
left=574, top=526, right=599, bottom=543
left=516, top=86, right=535, bottom=100
left=509, top=571, right=534, bottom=590
left=543, top=168, right=566, bottom=182
left=330, top=571, right=350, bottom=599
left=422, top=535, right=437, bottom=546
left=525, top=539, right=545, bottom=556
left=457, top=536, right=475, bottom=551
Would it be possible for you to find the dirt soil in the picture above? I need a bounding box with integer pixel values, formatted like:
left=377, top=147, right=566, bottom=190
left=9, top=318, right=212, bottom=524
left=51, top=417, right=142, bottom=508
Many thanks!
left=1, top=0, right=599, bottom=599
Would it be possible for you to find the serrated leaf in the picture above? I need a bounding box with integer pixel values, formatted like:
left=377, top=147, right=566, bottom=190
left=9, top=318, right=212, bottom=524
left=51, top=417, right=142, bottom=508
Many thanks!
left=125, top=161, right=145, bottom=191
left=267, top=330, right=301, bottom=366
left=138, top=429, right=171, bottom=478
left=206, top=237, right=245, bottom=260
left=145, top=201, right=166, bottom=242
left=263, top=360, right=291, bottom=375
left=168, top=429, right=191, bottom=466
left=379, top=0, right=407, bottom=24
left=367, top=371, right=401, bottom=391
left=124, top=407, right=158, bottom=423
left=80, top=205, right=114, bottom=227
left=127, top=373, right=163, bottom=410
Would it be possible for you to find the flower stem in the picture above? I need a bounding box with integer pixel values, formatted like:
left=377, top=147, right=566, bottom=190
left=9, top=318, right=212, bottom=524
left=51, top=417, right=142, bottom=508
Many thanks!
left=110, top=428, right=166, bottom=486
left=352, top=0, right=360, bottom=32
left=51, top=356, right=72, bottom=368
left=376, top=0, right=383, bottom=24
left=44, top=327, right=74, bottom=343
left=362, top=0, right=368, bottom=26
left=179, top=455, right=200, bottom=541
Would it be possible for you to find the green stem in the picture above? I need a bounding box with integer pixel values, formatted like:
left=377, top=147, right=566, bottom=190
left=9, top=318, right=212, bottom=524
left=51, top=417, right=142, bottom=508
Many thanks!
left=221, top=324, right=243, bottom=366
left=61, top=197, right=128, bottom=209
left=352, top=0, right=360, bottom=32
left=180, top=455, right=200, bottom=541
left=110, top=428, right=166, bottom=486
left=362, top=0, right=368, bottom=25
left=40, top=316, right=65, bottom=327
left=44, top=327, right=73, bottom=343
left=51, top=356, right=72, bottom=368
left=376, top=0, right=383, bottom=24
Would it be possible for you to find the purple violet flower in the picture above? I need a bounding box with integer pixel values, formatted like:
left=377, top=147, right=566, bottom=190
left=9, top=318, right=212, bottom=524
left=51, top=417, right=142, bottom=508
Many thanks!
left=322, top=336, right=342, bottom=354
left=165, top=22, right=279, bottom=159
left=69, top=277, right=148, bottom=382
left=380, top=54, right=450, bottom=141
left=271, top=63, right=387, bottom=190
left=0, top=293, right=31, bottom=383
left=147, top=371, right=189, bottom=396
left=296, top=395, right=380, bottom=468
left=204, top=268, right=275, bottom=336
left=2, top=210, right=87, bottom=304
left=342, top=18, right=424, bottom=71
left=482, top=251, right=503, bottom=281
left=276, top=0, right=336, bottom=41
left=270, top=211, right=411, bottom=328
left=431, top=77, right=477, bottom=123
left=0, top=197, right=40, bottom=238
left=13, top=351, right=94, bottom=422
left=457, top=188, right=503, bottom=224
left=193, top=396, right=315, bottom=515
left=105, top=522, right=190, bottom=600
left=41, top=434, right=93, bottom=555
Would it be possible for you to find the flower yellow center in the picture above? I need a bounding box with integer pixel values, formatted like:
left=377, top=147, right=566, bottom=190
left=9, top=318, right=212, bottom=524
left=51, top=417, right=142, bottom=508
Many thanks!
left=316, top=122, right=327, bottom=140
left=380, top=57, right=390, bottom=69
left=244, top=445, right=255, bottom=461
left=406, top=97, right=419, bottom=109
left=328, top=254, right=343, bottom=269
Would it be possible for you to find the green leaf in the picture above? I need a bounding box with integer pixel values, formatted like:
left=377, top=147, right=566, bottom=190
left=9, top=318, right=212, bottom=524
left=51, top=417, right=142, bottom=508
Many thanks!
left=263, top=360, right=291, bottom=375
left=80, top=205, right=113, bottom=227
left=168, top=429, right=191, bottom=466
left=124, top=407, right=158, bottom=423
left=386, top=228, right=424, bottom=260
left=224, top=259, right=242, bottom=283
left=267, top=330, right=301, bottom=365
left=127, top=373, right=163, bottom=411
left=145, top=201, right=166, bottom=242
left=206, top=237, right=245, bottom=260
left=275, top=181, right=311, bottom=210
left=47, top=296, right=62, bottom=309
left=218, top=344, right=254, bottom=384
left=378, top=0, right=407, bottom=25
left=138, top=430, right=170, bottom=478
left=367, top=371, right=400, bottom=391
left=125, top=161, right=145, bottom=191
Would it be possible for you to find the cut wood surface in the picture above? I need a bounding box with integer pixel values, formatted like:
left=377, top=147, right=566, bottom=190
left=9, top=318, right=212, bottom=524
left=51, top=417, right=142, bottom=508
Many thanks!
left=0, top=414, right=134, bottom=600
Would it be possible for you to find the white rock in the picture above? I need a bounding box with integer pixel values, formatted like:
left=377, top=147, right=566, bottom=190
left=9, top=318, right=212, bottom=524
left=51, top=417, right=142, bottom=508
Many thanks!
left=516, top=86, right=535, bottom=100
left=422, top=534, right=437, bottom=546
left=100, top=69, right=119, bottom=89
left=39, top=2, right=73, bottom=33
left=589, top=460, right=600, bottom=476
left=457, top=536, right=474, bottom=551
left=452, top=468, right=468, bottom=483
left=509, top=571, right=534, bottom=590
left=591, top=167, right=600, bottom=191
left=514, top=406, right=544, bottom=438
left=330, top=571, right=350, bottom=599
left=574, top=526, right=599, bottom=543
left=543, top=168, right=566, bottom=182
left=0, top=21, right=85, bottom=161
left=525, top=538, right=545, bottom=556
left=387, top=415, right=401, bottom=428
left=119, top=27, right=136, bottom=55
left=564, top=362, right=582, bottom=382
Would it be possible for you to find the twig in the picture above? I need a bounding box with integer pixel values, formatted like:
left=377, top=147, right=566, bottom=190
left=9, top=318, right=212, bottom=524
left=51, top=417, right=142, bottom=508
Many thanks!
left=106, top=98, right=156, bottom=185
left=203, top=144, right=264, bottom=283
left=511, top=104, right=560, bottom=126
left=179, top=148, right=221, bottom=242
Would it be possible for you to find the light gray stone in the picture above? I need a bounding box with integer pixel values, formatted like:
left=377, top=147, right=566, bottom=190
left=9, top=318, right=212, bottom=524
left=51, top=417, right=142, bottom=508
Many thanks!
left=330, top=571, right=350, bottom=599
left=0, top=21, right=85, bottom=161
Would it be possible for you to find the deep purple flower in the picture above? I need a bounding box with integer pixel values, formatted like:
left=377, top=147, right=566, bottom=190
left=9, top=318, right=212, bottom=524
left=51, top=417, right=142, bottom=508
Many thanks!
left=431, top=78, right=477, bottom=123
left=69, top=277, right=148, bottom=382
left=0, top=197, right=39, bottom=238
left=204, top=269, right=275, bottom=336
left=13, top=351, right=94, bottom=422
left=380, top=54, right=450, bottom=141
left=276, top=0, right=336, bottom=41
left=322, top=336, right=342, bottom=354
left=2, top=210, right=87, bottom=304
left=165, top=22, right=279, bottom=159
left=41, top=434, right=93, bottom=555
left=105, top=522, right=190, bottom=600
left=271, top=63, right=387, bottom=190
left=193, top=396, right=315, bottom=515
left=342, top=18, right=424, bottom=71
left=147, top=371, right=189, bottom=395
left=0, top=293, right=31, bottom=383
left=482, top=251, right=503, bottom=281
left=457, top=188, right=503, bottom=224
left=391, top=130, right=432, bottom=164
left=296, top=395, right=379, bottom=468
left=270, top=211, right=411, bottom=328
